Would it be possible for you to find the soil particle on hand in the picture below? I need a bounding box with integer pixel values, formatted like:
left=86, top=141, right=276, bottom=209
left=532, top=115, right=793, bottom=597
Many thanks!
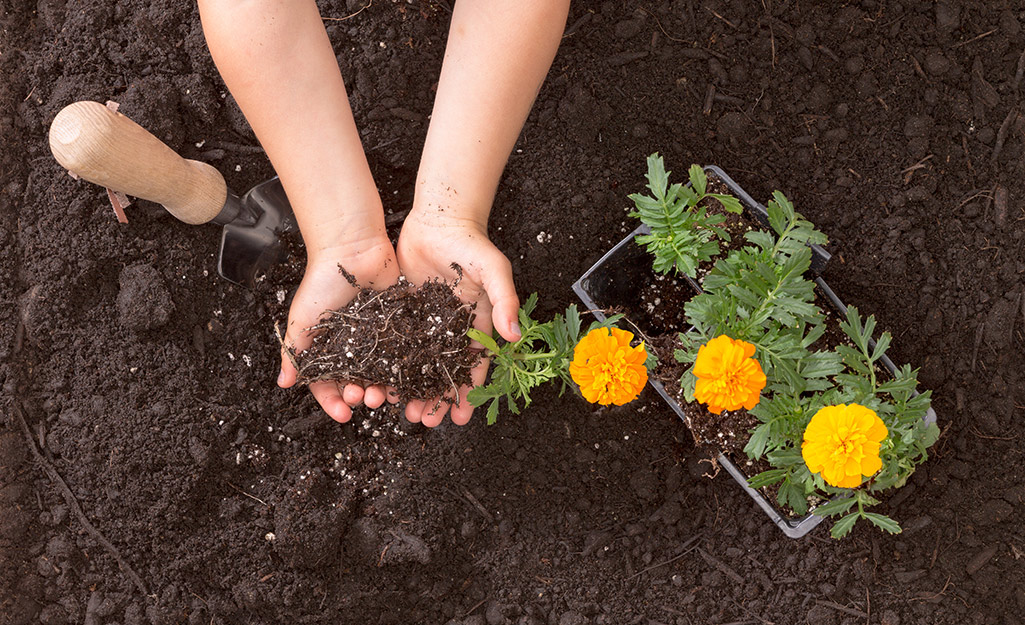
left=292, top=278, right=477, bottom=401
left=117, top=263, right=174, bottom=331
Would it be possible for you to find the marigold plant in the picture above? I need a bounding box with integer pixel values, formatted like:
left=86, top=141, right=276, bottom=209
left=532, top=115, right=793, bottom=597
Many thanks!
left=630, top=155, right=938, bottom=539
left=802, top=404, right=887, bottom=488
left=570, top=327, right=648, bottom=406
left=692, top=335, right=766, bottom=414
left=469, top=295, right=649, bottom=423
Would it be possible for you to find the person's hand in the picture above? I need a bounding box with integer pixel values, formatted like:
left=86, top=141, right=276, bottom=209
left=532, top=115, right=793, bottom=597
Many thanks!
left=397, top=210, right=521, bottom=427
left=278, top=237, right=401, bottom=422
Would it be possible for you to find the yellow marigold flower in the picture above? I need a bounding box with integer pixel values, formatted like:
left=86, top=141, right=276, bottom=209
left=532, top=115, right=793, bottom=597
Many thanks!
left=692, top=335, right=766, bottom=414
left=802, top=403, right=888, bottom=489
left=570, top=327, right=648, bottom=406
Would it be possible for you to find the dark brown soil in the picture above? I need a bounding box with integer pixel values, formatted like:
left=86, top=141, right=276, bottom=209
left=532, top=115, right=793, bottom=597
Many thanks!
left=293, top=278, right=477, bottom=400
left=4, top=2, right=1025, bottom=625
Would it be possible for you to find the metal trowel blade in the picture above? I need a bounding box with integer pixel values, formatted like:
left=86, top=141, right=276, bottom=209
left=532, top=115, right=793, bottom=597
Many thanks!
left=216, top=177, right=297, bottom=287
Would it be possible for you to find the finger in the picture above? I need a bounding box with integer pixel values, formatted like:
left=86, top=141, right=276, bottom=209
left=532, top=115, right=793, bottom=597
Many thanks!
left=420, top=398, right=450, bottom=428
left=405, top=399, right=425, bottom=423
left=364, top=385, right=387, bottom=409
left=279, top=305, right=316, bottom=389
left=278, top=318, right=304, bottom=388
left=311, top=381, right=353, bottom=423
left=449, top=384, right=475, bottom=425
left=386, top=387, right=400, bottom=404
left=342, top=384, right=365, bottom=407
left=480, top=253, right=520, bottom=342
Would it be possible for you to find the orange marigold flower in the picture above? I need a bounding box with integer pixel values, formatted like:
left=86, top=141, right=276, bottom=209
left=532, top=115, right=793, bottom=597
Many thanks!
left=692, top=335, right=766, bottom=414
left=570, top=327, right=648, bottom=406
left=802, top=403, right=888, bottom=489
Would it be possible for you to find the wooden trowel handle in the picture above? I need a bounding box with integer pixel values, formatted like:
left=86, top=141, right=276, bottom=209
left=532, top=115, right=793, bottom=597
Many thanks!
left=49, top=100, right=227, bottom=225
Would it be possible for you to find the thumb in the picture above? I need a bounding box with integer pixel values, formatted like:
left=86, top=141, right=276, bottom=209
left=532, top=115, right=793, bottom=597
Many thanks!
left=278, top=315, right=304, bottom=388
left=480, top=253, right=520, bottom=343
left=279, top=292, right=317, bottom=388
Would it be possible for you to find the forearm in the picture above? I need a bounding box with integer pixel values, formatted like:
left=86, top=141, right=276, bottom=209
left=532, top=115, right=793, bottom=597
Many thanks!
left=414, top=0, right=571, bottom=227
left=198, top=0, right=384, bottom=260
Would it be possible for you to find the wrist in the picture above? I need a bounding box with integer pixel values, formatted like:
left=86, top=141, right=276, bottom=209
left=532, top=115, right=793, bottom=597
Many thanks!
left=408, top=181, right=491, bottom=234
left=297, top=192, right=389, bottom=264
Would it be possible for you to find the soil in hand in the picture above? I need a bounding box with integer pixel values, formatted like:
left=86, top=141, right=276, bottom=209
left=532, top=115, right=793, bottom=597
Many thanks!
left=291, top=275, right=478, bottom=401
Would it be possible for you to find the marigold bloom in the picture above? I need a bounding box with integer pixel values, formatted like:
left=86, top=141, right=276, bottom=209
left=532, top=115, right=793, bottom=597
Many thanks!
left=570, top=327, right=648, bottom=405
left=802, top=403, right=888, bottom=488
left=692, top=335, right=766, bottom=414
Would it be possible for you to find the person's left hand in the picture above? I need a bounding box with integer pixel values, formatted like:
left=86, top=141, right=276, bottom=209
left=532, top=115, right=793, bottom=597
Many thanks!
left=396, top=210, right=521, bottom=427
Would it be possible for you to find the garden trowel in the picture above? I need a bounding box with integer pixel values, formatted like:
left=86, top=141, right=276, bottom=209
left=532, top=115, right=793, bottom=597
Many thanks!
left=48, top=100, right=296, bottom=287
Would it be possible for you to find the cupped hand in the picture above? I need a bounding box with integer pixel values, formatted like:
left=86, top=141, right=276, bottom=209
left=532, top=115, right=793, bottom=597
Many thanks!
left=278, top=237, right=401, bottom=422
left=397, top=212, right=521, bottom=427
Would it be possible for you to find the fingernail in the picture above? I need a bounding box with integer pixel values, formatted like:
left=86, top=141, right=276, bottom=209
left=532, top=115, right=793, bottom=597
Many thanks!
left=277, top=370, right=286, bottom=386
left=510, top=321, right=521, bottom=338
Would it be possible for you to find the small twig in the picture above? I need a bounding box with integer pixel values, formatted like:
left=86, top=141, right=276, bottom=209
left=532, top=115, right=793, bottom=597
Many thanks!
left=991, top=108, right=1018, bottom=163
left=901, top=154, right=933, bottom=184
left=706, top=8, right=737, bottom=28
left=952, top=29, right=997, bottom=49
left=1012, top=47, right=1025, bottom=93
left=910, top=575, right=952, bottom=602
left=461, top=598, right=488, bottom=618
left=205, top=140, right=264, bottom=154
left=384, top=208, right=411, bottom=227
left=226, top=482, right=269, bottom=506
left=968, top=426, right=1017, bottom=441
left=703, top=84, right=717, bottom=116
left=323, top=0, right=372, bottom=21
left=629, top=534, right=704, bottom=579
left=638, top=6, right=689, bottom=43
left=450, top=485, right=495, bottom=523
left=440, top=363, right=460, bottom=404
left=14, top=402, right=150, bottom=597
left=971, top=322, right=985, bottom=372
left=813, top=600, right=867, bottom=619
left=957, top=189, right=993, bottom=209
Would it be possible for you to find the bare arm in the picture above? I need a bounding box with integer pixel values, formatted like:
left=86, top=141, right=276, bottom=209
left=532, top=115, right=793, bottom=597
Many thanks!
left=199, top=0, right=399, bottom=422
left=398, top=0, right=571, bottom=426
left=198, top=0, right=385, bottom=253
left=417, top=0, right=571, bottom=226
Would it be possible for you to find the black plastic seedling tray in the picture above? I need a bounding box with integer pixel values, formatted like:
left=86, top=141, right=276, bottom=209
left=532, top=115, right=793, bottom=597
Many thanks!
left=572, top=166, right=937, bottom=539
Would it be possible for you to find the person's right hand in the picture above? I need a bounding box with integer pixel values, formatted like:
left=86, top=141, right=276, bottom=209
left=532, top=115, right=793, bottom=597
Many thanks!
left=277, top=237, right=400, bottom=422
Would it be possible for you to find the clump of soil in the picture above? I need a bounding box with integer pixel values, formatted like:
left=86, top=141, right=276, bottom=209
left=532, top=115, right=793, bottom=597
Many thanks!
left=290, top=276, right=478, bottom=401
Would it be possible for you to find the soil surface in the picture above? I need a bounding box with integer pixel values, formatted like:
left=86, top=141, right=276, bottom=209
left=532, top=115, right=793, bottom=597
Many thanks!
left=4, top=2, right=1025, bottom=625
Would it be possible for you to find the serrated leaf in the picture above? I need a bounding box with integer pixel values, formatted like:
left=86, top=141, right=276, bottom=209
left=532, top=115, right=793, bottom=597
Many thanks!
left=870, top=332, right=892, bottom=363
left=812, top=496, right=857, bottom=518
left=863, top=512, right=902, bottom=535
left=744, top=423, right=772, bottom=459
left=779, top=479, right=808, bottom=515
left=830, top=512, right=860, bottom=539
left=485, top=399, right=499, bottom=425
left=645, top=153, right=669, bottom=198
left=467, top=328, right=501, bottom=355
left=710, top=193, right=743, bottom=214
left=689, top=164, right=707, bottom=195
left=747, top=468, right=786, bottom=489
left=919, top=422, right=941, bottom=448
left=766, top=198, right=787, bottom=236
left=467, top=384, right=498, bottom=407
